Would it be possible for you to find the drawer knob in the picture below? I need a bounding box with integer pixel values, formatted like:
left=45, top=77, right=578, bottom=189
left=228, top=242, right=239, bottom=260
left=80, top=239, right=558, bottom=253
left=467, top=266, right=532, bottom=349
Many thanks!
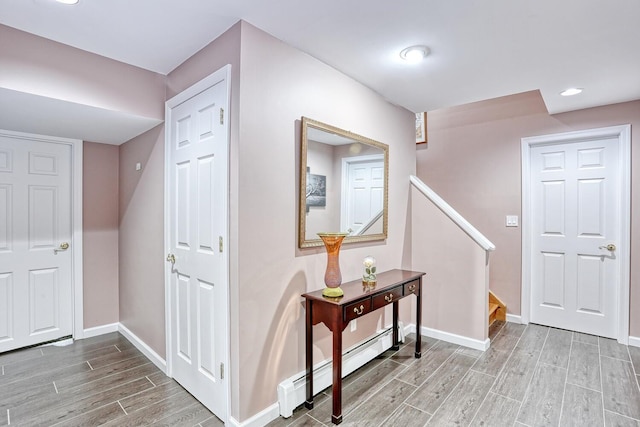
left=384, top=293, right=394, bottom=302
left=408, top=284, right=416, bottom=292
left=353, top=305, right=365, bottom=315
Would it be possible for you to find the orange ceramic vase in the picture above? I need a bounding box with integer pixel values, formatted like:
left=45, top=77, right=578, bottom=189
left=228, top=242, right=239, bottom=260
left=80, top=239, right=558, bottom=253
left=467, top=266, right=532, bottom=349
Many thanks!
left=317, top=232, right=349, bottom=297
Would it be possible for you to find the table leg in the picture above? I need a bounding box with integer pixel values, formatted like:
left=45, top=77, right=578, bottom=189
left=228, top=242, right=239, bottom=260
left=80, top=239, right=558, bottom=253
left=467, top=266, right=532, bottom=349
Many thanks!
left=392, top=300, right=400, bottom=350
left=331, top=327, right=343, bottom=424
left=305, top=299, right=314, bottom=409
left=415, top=279, right=422, bottom=358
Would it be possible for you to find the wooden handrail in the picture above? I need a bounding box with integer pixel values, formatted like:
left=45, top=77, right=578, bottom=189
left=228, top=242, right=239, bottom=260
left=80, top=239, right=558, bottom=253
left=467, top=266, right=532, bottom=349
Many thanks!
left=410, top=175, right=496, bottom=252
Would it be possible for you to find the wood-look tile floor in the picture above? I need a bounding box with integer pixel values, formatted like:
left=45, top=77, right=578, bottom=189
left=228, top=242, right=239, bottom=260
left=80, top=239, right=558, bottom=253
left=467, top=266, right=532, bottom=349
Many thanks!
left=0, top=332, right=223, bottom=426
left=268, top=321, right=640, bottom=427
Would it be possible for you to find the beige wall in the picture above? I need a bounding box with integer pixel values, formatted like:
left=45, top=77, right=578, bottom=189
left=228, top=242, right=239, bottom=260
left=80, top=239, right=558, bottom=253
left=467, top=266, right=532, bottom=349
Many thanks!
left=116, top=21, right=240, bottom=368
left=162, top=20, right=415, bottom=422
left=118, top=125, right=166, bottom=355
left=165, top=20, right=243, bottom=417
left=411, top=187, right=489, bottom=342
left=417, top=91, right=640, bottom=336
left=0, top=24, right=166, bottom=120
left=165, top=22, right=242, bottom=101
left=2, top=24, right=166, bottom=337
left=306, top=140, right=338, bottom=236
left=83, top=142, right=119, bottom=328
left=236, top=22, right=415, bottom=421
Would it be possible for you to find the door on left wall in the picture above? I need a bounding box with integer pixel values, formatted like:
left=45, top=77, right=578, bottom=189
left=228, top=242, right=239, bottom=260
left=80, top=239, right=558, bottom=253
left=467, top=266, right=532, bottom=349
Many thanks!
left=166, top=65, right=230, bottom=422
left=0, top=134, right=73, bottom=353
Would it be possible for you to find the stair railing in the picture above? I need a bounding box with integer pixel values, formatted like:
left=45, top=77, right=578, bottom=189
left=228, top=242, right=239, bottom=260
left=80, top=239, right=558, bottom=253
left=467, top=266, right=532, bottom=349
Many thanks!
left=350, top=209, right=383, bottom=236
left=410, top=174, right=496, bottom=348
left=410, top=175, right=495, bottom=252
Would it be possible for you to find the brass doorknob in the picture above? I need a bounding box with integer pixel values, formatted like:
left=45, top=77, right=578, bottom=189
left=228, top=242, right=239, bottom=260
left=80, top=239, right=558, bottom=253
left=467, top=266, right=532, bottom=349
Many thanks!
left=599, top=244, right=616, bottom=252
left=166, top=253, right=176, bottom=264
left=54, top=242, right=70, bottom=254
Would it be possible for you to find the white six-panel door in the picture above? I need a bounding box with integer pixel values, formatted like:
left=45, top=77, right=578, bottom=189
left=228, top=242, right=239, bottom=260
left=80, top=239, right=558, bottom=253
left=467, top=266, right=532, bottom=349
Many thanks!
left=0, top=135, right=73, bottom=352
left=341, top=157, right=384, bottom=234
left=526, top=128, right=629, bottom=339
left=166, top=67, right=230, bottom=421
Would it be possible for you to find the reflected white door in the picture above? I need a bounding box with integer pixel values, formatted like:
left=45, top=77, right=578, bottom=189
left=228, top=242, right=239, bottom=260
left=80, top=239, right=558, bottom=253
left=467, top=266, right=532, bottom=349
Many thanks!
left=342, top=157, right=384, bottom=234
left=167, top=69, right=229, bottom=421
left=530, top=137, right=620, bottom=338
left=0, top=136, right=73, bottom=352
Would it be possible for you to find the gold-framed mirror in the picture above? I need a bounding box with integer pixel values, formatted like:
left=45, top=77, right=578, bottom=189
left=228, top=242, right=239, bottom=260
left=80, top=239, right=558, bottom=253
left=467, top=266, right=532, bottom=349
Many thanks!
left=299, top=117, right=389, bottom=248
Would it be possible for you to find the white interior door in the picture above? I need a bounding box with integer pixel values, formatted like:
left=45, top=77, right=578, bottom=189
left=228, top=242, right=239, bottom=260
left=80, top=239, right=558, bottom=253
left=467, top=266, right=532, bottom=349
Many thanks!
left=166, top=67, right=229, bottom=421
left=527, top=132, right=626, bottom=339
left=0, top=135, right=73, bottom=352
left=342, top=157, right=384, bottom=234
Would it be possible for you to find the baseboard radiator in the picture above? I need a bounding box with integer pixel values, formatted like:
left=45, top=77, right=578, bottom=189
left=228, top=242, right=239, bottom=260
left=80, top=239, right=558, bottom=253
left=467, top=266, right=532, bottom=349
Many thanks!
left=277, top=323, right=405, bottom=418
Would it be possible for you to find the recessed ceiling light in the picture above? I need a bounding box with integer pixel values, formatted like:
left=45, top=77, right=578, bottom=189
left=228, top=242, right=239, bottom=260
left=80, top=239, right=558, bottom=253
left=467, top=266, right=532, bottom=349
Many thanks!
left=56, top=0, right=79, bottom=4
left=400, top=45, right=430, bottom=63
left=560, top=88, right=583, bottom=96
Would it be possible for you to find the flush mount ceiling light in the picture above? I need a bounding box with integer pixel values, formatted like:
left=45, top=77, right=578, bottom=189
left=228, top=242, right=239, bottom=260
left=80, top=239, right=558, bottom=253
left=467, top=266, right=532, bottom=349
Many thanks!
left=560, top=87, right=583, bottom=96
left=400, top=45, right=430, bottom=63
left=56, top=0, right=79, bottom=4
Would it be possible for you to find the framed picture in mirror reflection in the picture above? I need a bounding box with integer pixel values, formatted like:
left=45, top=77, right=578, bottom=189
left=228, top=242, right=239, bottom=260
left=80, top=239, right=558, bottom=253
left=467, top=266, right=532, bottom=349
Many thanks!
left=306, top=167, right=326, bottom=209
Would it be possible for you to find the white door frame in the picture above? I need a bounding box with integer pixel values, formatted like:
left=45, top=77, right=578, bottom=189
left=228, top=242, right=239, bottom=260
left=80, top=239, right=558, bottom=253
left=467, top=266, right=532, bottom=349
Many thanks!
left=163, top=65, right=231, bottom=421
left=0, top=129, right=84, bottom=341
left=340, top=154, right=384, bottom=231
left=521, top=124, right=631, bottom=344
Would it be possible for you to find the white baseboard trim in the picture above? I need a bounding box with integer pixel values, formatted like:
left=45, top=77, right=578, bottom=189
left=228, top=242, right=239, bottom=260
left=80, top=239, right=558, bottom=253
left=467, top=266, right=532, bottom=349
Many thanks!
left=118, top=323, right=167, bottom=373
left=228, top=404, right=280, bottom=427
left=506, top=314, right=523, bottom=324
left=418, top=326, right=490, bottom=351
left=277, top=326, right=399, bottom=419
left=83, top=323, right=119, bottom=338
left=629, top=336, right=640, bottom=348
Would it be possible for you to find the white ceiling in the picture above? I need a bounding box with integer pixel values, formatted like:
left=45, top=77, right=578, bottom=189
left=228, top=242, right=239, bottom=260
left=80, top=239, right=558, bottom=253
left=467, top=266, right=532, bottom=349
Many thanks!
left=1, top=0, right=639, bottom=120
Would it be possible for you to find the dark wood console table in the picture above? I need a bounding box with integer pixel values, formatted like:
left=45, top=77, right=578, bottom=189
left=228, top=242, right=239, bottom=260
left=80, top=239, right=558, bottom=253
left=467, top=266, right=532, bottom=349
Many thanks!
left=302, top=269, right=425, bottom=425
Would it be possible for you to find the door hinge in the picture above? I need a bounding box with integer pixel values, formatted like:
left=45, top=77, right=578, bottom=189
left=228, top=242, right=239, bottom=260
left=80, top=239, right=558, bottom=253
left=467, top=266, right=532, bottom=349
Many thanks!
left=220, top=362, right=225, bottom=379
left=220, top=108, right=224, bottom=125
left=219, top=236, right=223, bottom=253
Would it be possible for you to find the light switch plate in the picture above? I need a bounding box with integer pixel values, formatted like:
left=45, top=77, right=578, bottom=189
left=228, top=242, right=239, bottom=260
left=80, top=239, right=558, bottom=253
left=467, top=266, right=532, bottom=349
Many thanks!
left=506, top=215, right=518, bottom=227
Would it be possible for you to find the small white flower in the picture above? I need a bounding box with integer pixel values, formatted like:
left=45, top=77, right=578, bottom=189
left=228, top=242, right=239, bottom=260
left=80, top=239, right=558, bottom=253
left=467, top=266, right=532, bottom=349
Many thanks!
left=363, top=256, right=375, bottom=268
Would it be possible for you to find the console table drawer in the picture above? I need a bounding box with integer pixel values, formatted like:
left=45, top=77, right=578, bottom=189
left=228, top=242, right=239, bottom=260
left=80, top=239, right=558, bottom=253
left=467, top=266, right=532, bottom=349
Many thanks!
left=344, top=299, right=372, bottom=322
left=372, top=286, right=403, bottom=309
left=404, top=280, right=419, bottom=296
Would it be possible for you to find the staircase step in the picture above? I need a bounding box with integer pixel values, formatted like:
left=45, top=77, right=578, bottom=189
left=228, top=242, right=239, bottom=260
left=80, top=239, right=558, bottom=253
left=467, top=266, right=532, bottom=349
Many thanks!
left=488, top=291, right=507, bottom=327
left=489, top=303, right=499, bottom=316
left=489, top=303, right=499, bottom=326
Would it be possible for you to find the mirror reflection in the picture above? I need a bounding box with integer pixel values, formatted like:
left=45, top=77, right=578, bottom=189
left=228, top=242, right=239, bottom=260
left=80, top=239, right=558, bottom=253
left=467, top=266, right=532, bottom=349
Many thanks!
left=299, top=117, right=388, bottom=248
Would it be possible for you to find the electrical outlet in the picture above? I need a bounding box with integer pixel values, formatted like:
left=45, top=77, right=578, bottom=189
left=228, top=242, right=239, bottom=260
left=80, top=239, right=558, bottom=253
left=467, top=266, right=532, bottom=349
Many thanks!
left=135, top=162, right=142, bottom=171
left=506, top=215, right=519, bottom=227
left=350, top=319, right=357, bottom=332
